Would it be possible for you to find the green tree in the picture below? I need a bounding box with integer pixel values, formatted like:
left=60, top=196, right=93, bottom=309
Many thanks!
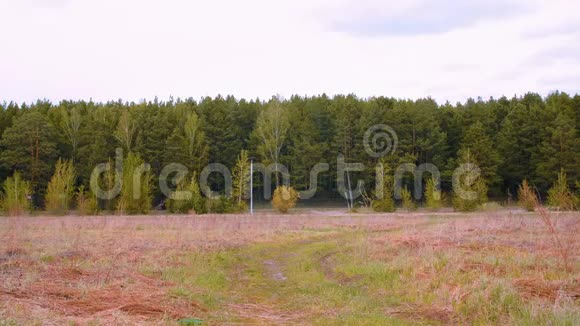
left=232, top=150, right=250, bottom=210
left=401, top=187, right=416, bottom=211
left=0, top=110, right=58, bottom=205
left=535, top=113, right=579, bottom=190
left=77, top=106, right=117, bottom=185
left=58, top=105, right=83, bottom=161
left=458, top=122, right=501, bottom=189
left=372, top=161, right=395, bottom=212
left=165, top=176, right=192, bottom=214
left=425, top=176, right=443, bottom=210
left=165, top=173, right=207, bottom=214
left=1, top=172, right=31, bottom=216
left=452, top=149, right=488, bottom=212
left=114, top=109, right=138, bottom=152
left=45, top=158, right=76, bottom=214
left=547, top=169, right=575, bottom=210
left=253, top=98, right=289, bottom=185
left=116, top=152, right=152, bottom=214
left=163, top=112, right=208, bottom=175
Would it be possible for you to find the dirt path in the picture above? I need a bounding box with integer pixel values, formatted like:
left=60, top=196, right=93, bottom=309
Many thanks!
left=263, top=259, right=287, bottom=281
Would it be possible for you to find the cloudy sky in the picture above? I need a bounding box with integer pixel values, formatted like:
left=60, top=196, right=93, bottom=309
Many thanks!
left=0, top=0, right=579, bottom=104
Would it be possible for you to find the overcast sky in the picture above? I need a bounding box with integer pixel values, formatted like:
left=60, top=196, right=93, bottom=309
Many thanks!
left=1, top=0, right=579, bottom=104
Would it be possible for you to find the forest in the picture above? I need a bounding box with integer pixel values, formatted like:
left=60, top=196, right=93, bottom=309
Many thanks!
left=0, top=91, right=578, bottom=212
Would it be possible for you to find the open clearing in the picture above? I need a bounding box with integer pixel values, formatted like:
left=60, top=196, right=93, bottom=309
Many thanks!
left=1, top=210, right=579, bottom=325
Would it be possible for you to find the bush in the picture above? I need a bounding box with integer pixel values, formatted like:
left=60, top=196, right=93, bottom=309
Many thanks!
left=547, top=169, right=575, bottom=210
left=453, top=178, right=488, bottom=212
left=189, top=174, right=207, bottom=214
left=401, top=187, right=416, bottom=211
left=372, top=197, right=395, bottom=212
left=480, top=201, right=503, bottom=212
left=452, top=149, right=489, bottom=212
left=166, top=173, right=208, bottom=214
left=207, top=196, right=235, bottom=214
left=116, top=153, right=153, bottom=215
left=517, top=179, right=536, bottom=211
left=45, top=159, right=76, bottom=215
left=166, top=177, right=191, bottom=214
left=76, top=185, right=99, bottom=215
left=425, top=177, right=443, bottom=210
left=272, top=186, right=299, bottom=213
left=1, top=172, right=31, bottom=216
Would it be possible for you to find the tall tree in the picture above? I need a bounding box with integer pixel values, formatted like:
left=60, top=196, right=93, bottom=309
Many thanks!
left=0, top=110, right=58, bottom=204
left=253, top=98, right=290, bottom=185
left=535, top=112, right=579, bottom=189
left=59, top=105, right=83, bottom=160
left=458, top=121, right=501, bottom=191
left=232, top=149, right=250, bottom=208
left=114, top=108, right=138, bottom=152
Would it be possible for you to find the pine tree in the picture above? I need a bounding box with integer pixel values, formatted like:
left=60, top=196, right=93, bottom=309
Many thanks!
left=458, top=122, right=501, bottom=189
left=188, top=173, right=206, bottom=214
left=535, top=113, right=579, bottom=191
left=452, top=149, right=488, bottom=212
left=0, top=110, right=58, bottom=206
left=77, top=108, right=117, bottom=185
left=547, top=169, right=575, bottom=210
left=425, top=176, right=443, bottom=210
left=165, top=173, right=206, bottom=214
left=163, top=112, right=208, bottom=175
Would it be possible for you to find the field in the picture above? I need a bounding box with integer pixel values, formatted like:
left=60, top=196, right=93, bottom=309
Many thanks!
left=1, top=209, right=579, bottom=325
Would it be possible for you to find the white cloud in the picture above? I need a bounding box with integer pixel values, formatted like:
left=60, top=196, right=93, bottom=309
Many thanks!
left=0, top=0, right=579, bottom=104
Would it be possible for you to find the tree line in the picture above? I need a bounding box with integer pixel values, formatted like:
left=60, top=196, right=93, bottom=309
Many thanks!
left=0, top=92, right=578, bottom=212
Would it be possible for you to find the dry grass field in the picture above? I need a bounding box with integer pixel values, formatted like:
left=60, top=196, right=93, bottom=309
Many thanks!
left=1, top=209, right=579, bottom=325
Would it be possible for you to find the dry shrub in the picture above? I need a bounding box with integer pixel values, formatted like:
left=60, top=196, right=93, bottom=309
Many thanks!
left=533, top=194, right=572, bottom=272
left=76, top=185, right=98, bottom=216
left=517, top=180, right=535, bottom=211
left=271, top=186, right=298, bottom=213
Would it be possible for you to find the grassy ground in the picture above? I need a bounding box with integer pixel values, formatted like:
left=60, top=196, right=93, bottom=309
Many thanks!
left=0, top=210, right=578, bottom=325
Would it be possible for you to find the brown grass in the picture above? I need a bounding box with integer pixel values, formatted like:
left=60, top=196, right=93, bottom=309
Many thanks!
left=1, top=209, right=579, bottom=324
